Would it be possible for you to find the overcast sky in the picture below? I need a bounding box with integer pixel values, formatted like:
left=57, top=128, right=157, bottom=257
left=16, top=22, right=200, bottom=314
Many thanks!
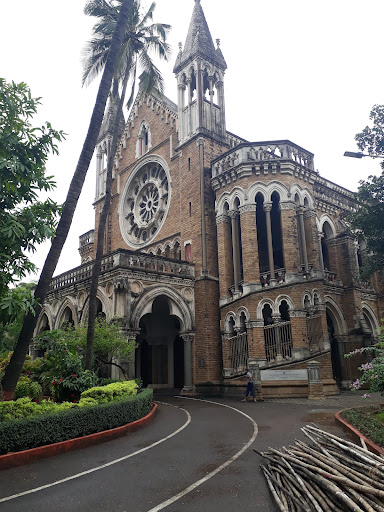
left=2, top=0, right=384, bottom=280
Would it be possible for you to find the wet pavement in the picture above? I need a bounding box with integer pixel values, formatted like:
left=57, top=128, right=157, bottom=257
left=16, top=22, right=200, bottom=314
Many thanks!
left=0, top=390, right=381, bottom=512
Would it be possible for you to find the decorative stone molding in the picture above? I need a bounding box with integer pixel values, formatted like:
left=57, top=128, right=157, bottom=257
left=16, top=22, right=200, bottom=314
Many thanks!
left=239, top=204, right=257, bottom=214
left=279, top=201, right=296, bottom=211
left=303, top=209, right=317, bottom=219
left=216, top=214, right=231, bottom=225
left=289, top=309, right=308, bottom=318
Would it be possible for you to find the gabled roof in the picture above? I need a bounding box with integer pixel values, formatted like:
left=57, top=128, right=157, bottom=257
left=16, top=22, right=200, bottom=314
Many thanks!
left=173, top=0, right=227, bottom=74
left=98, top=100, right=126, bottom=144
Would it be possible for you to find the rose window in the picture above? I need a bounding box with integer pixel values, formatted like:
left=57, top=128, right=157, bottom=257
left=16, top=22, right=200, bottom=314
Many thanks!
left=119, top=159, right=170, bottom=248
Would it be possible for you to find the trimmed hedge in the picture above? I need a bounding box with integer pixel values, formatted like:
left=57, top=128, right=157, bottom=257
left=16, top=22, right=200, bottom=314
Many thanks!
left=81, top=380, right=138, bottom=402
left=0, top=388, right=153, bottom=455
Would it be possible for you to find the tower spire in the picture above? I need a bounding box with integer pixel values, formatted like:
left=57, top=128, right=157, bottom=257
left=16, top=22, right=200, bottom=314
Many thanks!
left=173, top=0, right=226, bottom=74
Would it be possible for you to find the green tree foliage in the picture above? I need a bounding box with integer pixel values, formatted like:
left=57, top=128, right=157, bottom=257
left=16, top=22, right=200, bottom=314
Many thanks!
left=349, top=105, right=384, bottom=279
left=0, top=283, right=36, bottom=355
left=0, top=79, right=63, bottom=315
left=1, top=0, right=133, bottom=396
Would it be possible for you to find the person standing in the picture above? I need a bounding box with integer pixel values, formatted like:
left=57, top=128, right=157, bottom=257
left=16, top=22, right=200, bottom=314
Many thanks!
left=242, top=368, right=257, bottom=402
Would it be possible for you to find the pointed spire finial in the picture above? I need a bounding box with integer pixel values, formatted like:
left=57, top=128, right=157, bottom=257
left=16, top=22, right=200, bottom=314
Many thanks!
left=216, top=38, right=220, bottom=48
left=178, top=42, right=183, bottom=52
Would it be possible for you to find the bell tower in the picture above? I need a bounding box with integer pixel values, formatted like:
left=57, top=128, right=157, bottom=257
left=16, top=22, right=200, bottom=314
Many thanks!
left=174, top=0, right=227, bottom=145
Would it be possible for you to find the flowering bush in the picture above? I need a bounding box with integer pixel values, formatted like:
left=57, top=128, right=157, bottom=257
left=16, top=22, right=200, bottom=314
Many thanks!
left=346, top=340, right=384, bottom=396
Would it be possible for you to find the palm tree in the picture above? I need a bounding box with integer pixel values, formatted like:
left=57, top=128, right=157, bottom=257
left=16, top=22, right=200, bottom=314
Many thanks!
left=1, top=0, right=134, bottom=398
left=82, top=0, right=171, bottom=369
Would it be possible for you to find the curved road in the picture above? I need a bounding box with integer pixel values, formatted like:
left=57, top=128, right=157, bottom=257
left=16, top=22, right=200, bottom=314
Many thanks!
left=0, top=398, right=261, bottom=512
left=0, top=392, right=365, bottom=511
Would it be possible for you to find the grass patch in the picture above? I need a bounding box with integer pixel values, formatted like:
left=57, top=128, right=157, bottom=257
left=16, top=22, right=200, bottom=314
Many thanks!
left=341, top=406, right=384, bottom=448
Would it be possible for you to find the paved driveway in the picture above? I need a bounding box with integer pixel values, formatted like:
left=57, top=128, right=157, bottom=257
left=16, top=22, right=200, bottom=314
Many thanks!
left=0, top=391, right=380, bottom=512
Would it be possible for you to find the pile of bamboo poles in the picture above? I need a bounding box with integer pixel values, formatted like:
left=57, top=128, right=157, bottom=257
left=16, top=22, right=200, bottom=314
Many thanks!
left=257, top=424, right=384, bottom=512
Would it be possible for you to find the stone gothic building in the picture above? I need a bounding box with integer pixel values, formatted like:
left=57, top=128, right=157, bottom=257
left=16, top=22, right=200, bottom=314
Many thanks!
left=34, top=0, right=383, bottom=397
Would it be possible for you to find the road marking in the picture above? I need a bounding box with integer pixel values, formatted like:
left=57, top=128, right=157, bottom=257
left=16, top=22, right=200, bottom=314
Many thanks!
left=147, top=397, right=258, bottom=512
left=0, top=403, right=191, bottom=504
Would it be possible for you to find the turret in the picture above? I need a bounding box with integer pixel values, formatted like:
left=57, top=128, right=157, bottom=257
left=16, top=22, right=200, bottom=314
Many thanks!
left=174, top=0, right=227, bottom=145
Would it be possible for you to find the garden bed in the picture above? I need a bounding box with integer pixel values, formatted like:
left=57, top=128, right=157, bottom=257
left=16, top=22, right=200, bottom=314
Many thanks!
left=0, top=388, right=153, bottom=456
left=340, top=405, right=384, bottom=451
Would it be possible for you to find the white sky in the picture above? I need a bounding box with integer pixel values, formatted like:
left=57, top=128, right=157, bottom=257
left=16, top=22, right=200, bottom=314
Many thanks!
left=1, top=0, right=384, bottom=280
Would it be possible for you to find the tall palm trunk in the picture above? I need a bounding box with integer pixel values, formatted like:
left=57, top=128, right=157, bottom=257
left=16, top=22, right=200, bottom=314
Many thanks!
left=84, top=69, right=131, bottom=370
left=1, top=0, right=134, bottom=398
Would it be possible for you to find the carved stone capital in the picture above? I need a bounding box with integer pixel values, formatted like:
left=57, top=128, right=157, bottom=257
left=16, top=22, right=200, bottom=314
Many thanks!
left=178, top=83, right=186, bottom=91
left=228, top=209, right=240, bottom=220
left=181, top=333, right=195, bottom=343
left=216, top=214, right=231, bottom=225
left=263, top=202, right=272, bottom=213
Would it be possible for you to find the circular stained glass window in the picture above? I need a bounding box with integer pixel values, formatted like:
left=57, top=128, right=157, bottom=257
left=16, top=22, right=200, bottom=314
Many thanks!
left=119, top=158, right=170, bottom=248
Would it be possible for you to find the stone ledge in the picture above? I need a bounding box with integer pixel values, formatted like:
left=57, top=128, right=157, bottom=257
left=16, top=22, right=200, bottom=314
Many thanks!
left=0, top=403, right=158, bottom=471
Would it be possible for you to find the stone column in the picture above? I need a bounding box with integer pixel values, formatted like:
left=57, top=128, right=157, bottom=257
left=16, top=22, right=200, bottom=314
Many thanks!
left=216, top=80, right=226, bottom=136
left=240, top=204, right=260, bottom=292
left=95, top=148, right=102, bottom=198
left=263, top=202, right=276, bottom=285
left=229, top=210, right=241, bottom=292
left=216, top=214, right=233, bottom=300
left=209, top=76, right=214, bottom=133
left=177, top=83, right=186, bottom=142
left=317, top=232, right=325, bottom=275
left=307, top=361, right=324, bottom=399
left=181, top=333, right=195, bottom=395
left=297, top=207, right=308, bottom=272
left=186, top=78, right=192, bottom=137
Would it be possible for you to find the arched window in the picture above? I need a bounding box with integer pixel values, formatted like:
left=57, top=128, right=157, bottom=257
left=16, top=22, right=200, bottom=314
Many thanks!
left=256, top=193, right=268, bottom=274
left=279, top=300, right=290, bottom=321
left=271, top=192, right=284, bottom=269
left=322, top=221, right=333, bottom=271
left=262, top=304, right=274, bottom=326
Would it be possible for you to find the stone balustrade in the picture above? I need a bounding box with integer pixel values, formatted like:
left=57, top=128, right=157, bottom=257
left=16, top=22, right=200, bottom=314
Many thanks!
left=49, top=249, right=195, bottom=292
left=211, top=140, right=315, bottom=178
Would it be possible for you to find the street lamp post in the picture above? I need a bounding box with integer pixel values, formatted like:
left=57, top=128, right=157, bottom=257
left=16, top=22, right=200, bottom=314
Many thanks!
left=344, top=151, right=383, bottom=159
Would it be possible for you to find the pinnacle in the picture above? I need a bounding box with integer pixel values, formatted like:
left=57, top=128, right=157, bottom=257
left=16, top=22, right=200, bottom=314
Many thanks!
left=173, top=0, right=227, bottom=73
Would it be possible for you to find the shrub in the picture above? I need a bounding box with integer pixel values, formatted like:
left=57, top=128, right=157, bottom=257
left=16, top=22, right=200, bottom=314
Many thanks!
left=81, top=380, right=138, bottom=403
left=0, top=389, right=153, bottom=454
left=13, top=376, right=42, bottom=401
left=14, top=376, right=31, bottom=400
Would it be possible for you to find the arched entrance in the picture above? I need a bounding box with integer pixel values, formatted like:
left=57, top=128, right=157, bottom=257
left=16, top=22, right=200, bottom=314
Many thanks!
left=326, top=310, right=342, bottom=387
left=135, top=296, right=185, bottom=389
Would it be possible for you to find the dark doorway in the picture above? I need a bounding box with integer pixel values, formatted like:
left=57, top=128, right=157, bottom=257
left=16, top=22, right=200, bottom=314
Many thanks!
left=327, top=311, right=342, bottom=387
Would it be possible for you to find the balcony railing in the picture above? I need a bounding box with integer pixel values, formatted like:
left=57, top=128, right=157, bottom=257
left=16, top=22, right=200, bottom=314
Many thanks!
left=260, top=268, right=286, bottom=287
left=227, top=332, right=249, bottom=377
left=264, top=321, right=293, bottom=362
left=49, top=249, right=195, bottom=292
left=212, top=140, right=315, bottom=178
